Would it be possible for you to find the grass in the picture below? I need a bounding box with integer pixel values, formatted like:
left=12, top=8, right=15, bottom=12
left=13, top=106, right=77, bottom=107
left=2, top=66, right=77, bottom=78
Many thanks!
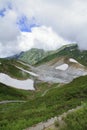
left=60, top=103, right=87, bottom=130
left=0, top=83, right=35, bottom=101
left=0, top=75, right=87, bottom=130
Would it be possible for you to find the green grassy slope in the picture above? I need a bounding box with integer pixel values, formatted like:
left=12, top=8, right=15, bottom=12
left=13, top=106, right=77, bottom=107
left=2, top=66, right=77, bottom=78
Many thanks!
left=0, top=82, right=57, bottom=101
left=0, top=75, right=87, bottom=130
left=0, top=83, right=29, bottom=101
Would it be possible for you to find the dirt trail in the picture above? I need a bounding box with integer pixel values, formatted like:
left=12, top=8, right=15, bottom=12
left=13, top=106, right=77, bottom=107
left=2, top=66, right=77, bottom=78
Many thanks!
left=25, top=106, right=82, bottom=130
left=41, top=84, right=61, bottom=97
left=0, top=100, right=26, bottom=104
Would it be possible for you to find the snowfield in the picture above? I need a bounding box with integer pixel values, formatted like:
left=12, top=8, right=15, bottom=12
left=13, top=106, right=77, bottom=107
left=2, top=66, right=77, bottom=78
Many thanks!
left=0, top=73, right=34, bottom=90
left=55, top=64, right=68, bottom=70
left=15, top=66, right=38, bottom=77
left=69, top=58, right=78, bottom=63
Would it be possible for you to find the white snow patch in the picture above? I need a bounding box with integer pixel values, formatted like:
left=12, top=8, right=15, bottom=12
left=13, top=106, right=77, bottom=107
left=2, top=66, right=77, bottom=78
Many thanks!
left=18, top=61, right=31, bottom=67
left=15, top=66, right=38, bottom=77
left=69, top=58, right=78, bottom=63
left=26, top=71, right=38, bottom=77
left=55, top=64, right=68, bottom=70
left=0, top=73, right=34, bottom=90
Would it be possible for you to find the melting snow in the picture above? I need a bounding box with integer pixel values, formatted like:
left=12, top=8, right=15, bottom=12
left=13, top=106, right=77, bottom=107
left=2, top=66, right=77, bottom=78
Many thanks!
left=15, top=66, right=38, bottom=77
left=18, top=61, right=31, bottom=67
left=0, top=73, right=34, bottom=90
left=69, top=58, right=78, bottom=63
left=55, top=64, right=68, bottom=70
left=27, top=71, right=38, bottom=77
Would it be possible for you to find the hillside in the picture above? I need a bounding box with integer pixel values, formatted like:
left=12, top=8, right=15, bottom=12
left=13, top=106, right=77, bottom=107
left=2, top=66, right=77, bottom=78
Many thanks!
left=0, top=75, right=87, bottom=130
left=0, top=44, right=87, bottom=130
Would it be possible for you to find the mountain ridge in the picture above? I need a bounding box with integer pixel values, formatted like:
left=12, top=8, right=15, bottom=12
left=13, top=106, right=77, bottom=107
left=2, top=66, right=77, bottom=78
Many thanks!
left=16, top=43, right=87, bottom=67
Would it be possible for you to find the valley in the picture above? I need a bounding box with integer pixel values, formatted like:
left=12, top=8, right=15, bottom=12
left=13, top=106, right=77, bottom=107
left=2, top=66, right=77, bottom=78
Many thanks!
left=0, top=44, right=87, bottom=130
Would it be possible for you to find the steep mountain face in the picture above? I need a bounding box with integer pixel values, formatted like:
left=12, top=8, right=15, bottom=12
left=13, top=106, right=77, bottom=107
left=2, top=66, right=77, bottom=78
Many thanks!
left=18, top=48, right=50, bottom=65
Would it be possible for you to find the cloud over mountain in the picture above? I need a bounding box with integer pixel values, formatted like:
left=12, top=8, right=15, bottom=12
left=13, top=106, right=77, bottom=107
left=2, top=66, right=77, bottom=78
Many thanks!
left=0, top=0, right=87, bottom=57
left=18, top=26, right=69, bottom=51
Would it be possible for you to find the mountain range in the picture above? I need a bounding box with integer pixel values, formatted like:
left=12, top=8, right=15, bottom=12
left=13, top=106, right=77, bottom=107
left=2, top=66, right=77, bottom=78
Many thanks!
left=17, top=44, right=87, bottom=66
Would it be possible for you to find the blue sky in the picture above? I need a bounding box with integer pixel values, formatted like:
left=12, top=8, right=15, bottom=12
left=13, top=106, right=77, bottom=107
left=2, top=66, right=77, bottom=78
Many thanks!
left=0, top=0, right=87, bottom=57
left=0, top=8, right=6, bottom=17
left=0, top=6, right=37, bottom=32
left=17, top=16, right=38, bottom=32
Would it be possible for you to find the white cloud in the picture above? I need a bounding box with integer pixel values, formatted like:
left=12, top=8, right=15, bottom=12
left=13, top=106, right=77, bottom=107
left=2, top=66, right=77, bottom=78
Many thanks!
left=0, top=9, right=19, bottom=41
left=0, top=25, right=70, bottom=57
left=0, top=41, right=21, bottom=57
left=18, top=26, right=70, bottom=51
left=0, top=0, right=87, bottom=57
